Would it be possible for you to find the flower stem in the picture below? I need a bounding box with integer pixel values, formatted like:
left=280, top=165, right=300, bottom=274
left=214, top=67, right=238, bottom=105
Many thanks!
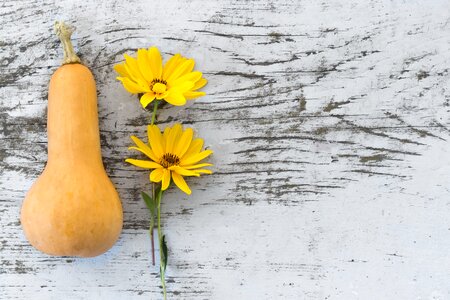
left=149, top=101, right=159, bottom=265
left=157, top=189, right=167, bottom=300
left=150, top=225, right=155, bottom=266
left=148, top=100, right=166, bottom=298
left=151, top=100, right=159, bottom=125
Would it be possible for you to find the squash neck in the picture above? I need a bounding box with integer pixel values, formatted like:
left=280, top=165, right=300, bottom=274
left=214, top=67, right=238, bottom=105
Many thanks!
left=47, top=65, right=103, bottom=166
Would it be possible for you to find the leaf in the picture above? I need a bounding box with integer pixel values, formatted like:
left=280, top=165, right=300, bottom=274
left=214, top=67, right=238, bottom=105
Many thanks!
left=141, top=191, right=155, bottom=215
left=161, top=234, right=168, bottom=271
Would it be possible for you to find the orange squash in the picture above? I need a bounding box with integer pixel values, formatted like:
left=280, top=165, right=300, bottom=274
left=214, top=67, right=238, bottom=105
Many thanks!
left=20, top=22, right=123, bottom=257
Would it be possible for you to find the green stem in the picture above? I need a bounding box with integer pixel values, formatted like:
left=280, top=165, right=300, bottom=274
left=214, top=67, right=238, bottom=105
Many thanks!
left=157, top=189, right=167, bottom=300
left=149, top=100, right=159, bottom=265
left=151, top=100, right=159, bottom=125
left=148, top=100, right=166, bottom=298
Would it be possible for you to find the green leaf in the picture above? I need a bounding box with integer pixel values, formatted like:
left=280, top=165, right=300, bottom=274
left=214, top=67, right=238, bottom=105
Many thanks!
left=161, top=234, right=168, bottom=271
left=141, top=192, right=155, bottom=215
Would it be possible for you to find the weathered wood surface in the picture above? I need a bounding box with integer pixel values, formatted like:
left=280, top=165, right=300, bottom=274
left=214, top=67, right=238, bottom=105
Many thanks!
left=1, top=0, right=450, bottom=299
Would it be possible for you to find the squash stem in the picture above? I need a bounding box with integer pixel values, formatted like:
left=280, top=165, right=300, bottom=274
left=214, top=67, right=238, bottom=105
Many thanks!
left=54, top=21, right=81, bottom=65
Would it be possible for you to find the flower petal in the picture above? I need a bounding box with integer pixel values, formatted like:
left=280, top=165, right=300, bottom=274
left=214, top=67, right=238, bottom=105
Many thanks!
left=171, top=81, right=195, bottom=93
left=161, top=169, right=171, bottom=190
left=162, top=54, right=184, bottom=81
left=165, top=91, right=187, bottom=106
left=166, top=123, right=182, bottom=153
left=124, top=54, right=145, bottom=82
left=150, top=168, right=164, bottom=182
left=171, top=71, right=203, bottom=87
left=182, top=138, right=204, bottom=159
left=183, top=163, right=213, bottom=169
left=114, top=64, right=129, bottom=77
left=184, top=91, right=206, bottom=100
left=193, top=169, right=213, bottom=175
left=169, top=166, right=200, bottom=177
left=140, top=92, right=156, bottom=108
left=166, top=59, right=195, bottom=84
left=181, top=149, right=213, bottom=166
left=193, top=78, right=207, bottom=90
left=174, top=128, right=193, bottom=157
left=129, top=135, right=158, bottom=161
left=162, top=127, right=170, bottom=150
left=117, top=77, right=143, bottom=94
left=137, top=49, right=154, bottom=82
left=148, top=47, right=162, bottom=79
left=147, top=125, right=164, bottom=158
left=126, top=158, right=162, bottom=169
left=172, top=172, right=191, bottom=195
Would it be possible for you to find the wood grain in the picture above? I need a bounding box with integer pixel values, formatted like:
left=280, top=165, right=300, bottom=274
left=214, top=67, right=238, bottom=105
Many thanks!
left=1, top=0, right=449, bottom=299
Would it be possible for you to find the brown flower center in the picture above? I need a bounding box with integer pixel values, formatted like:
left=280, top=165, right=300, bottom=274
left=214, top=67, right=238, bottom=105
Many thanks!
left=160, top=153, right=180, bottom=168
left=150, top=79, right=168, bottom=98
left=150, top=78, right=167, bottom=88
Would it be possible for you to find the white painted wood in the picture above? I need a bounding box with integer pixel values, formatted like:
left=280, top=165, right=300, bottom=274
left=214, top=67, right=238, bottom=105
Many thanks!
left=1, top=0, right=450, bottom=299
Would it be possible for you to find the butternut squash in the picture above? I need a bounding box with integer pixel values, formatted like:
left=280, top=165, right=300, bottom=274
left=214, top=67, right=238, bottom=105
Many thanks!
left=20, top=21, right=123, bottom=257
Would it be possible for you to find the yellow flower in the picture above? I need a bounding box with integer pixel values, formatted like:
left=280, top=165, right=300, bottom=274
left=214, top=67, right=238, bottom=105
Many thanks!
left=126, top=123, right=213, bottom=195
left=114, top=47, right=207, bottom=108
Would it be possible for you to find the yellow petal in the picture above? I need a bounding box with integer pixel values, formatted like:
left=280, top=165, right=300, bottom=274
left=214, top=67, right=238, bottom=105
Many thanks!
left=140, top=92, right=155, bottom=108
left=166, top=123, right=182, bottom=153
left=165, top=91, right=187, bottom=106
left=166, top=59, right=195, bottom=84
left=126, top=158, right=162, bottom=169
left=171, top=71, right=203, bottom=87
left=162, top=127, right=170, bottom=150
left=150, top=168, right=164, bottom=182
left=184, top=91, right=206, bottom=100
left=183, top=163, right=213, bottom=169
left=174, top=128, right=193, bottom=157
left=162, top=54, right=182, bottom=80
left=181, top=149, right=213, bottom=166
left=169, top=166, right=200, bottom=177
left=171, top=81, right=195, bottom=93
left=193, top=78, right=207, bottom=90
left=130, top=135, right=158, bottom=161
left=137, top=49, right=154, bottom=82
left=193, top=169, right=213, bottom=175
left=182, top=138, right=204, bottom=159
left=124, top=54, right=145, bottom=82
left=114, top=64, right=129, bottom=77
left=148, top=47, right=162, bottom=79
left=147, top=125, right=164, bottom=158
left=124, top=65, right=150, bottom=92
left=117, top=77, right=143, bottom=94
left=172, top=172, right=191, bottom=195
left=161, top=169, right=171, bottom=190
left=128, top=146, right=155, bottom=161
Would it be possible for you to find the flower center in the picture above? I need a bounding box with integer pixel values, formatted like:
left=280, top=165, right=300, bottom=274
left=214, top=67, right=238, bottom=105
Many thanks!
left=152, top=82, right=166, bottom=94
left=159, top=153, right=180, bottom=168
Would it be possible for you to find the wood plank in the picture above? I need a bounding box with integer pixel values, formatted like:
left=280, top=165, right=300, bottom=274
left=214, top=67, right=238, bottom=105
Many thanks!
left=1, top=0, right=449, bottom=298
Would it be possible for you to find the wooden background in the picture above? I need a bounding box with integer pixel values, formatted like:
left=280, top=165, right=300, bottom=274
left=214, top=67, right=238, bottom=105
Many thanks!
left=1, top=0, right=450, bottom=299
